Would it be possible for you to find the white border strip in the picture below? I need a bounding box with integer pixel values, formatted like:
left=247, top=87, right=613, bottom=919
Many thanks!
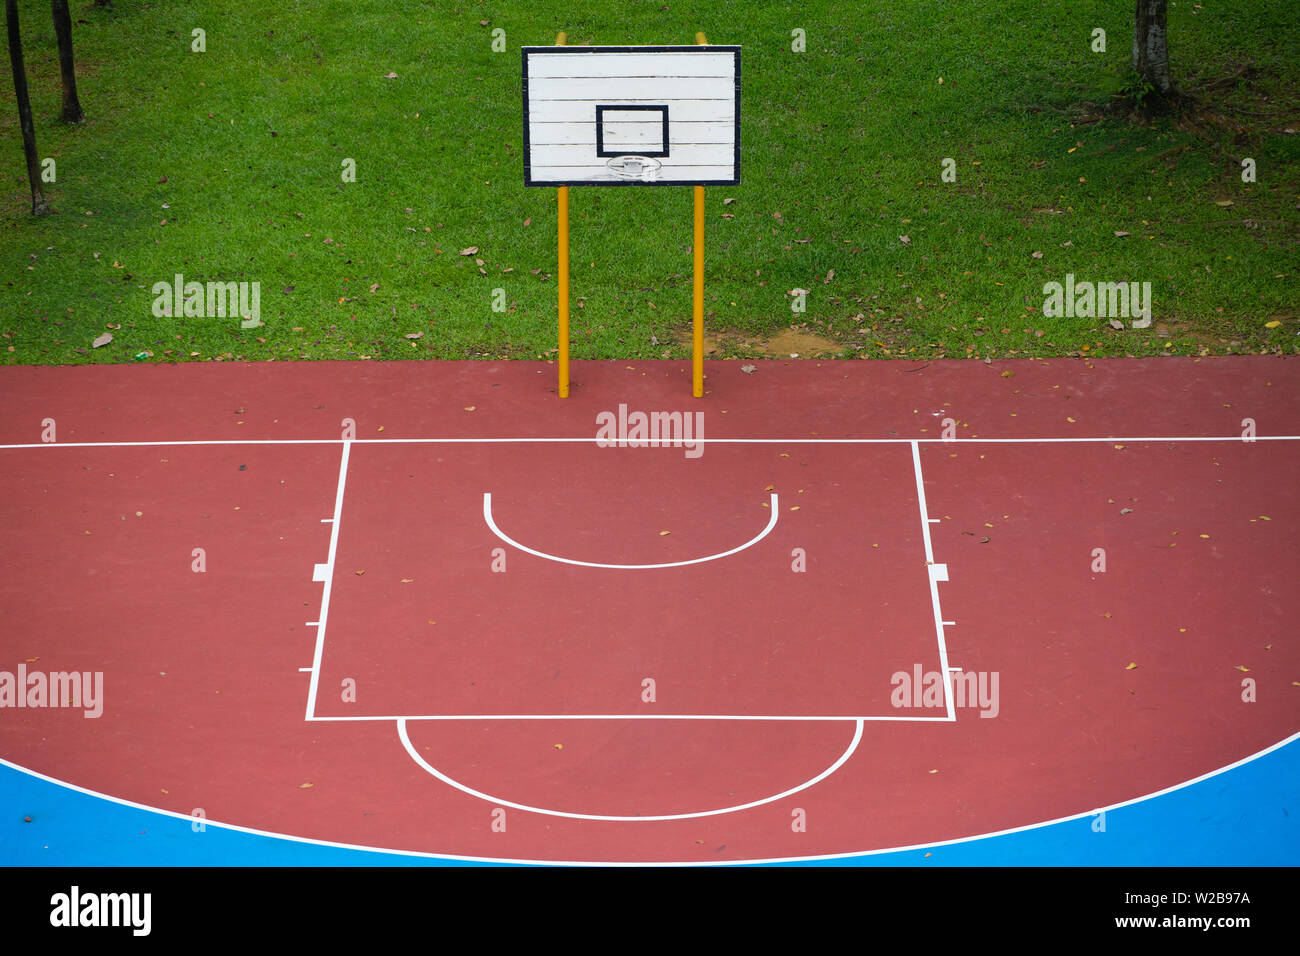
left=1, top=435, right=1296, bottom=450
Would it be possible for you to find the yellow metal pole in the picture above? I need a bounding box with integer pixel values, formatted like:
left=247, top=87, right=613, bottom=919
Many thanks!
left=555, top=32, right=570, bottom=397
left=692, top=31, right=708, bottom=398
left=558, top=186, right=570, bottom=397
left=692, top=186, right=704, bottom=398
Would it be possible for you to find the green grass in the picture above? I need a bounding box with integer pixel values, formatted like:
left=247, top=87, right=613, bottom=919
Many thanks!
left=1, top=0, right=1297, bottom=366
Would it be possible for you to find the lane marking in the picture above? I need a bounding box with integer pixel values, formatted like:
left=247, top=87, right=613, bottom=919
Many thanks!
left=396, top=717, right=864, bottom=822
left=306, top=713, right=954, bottom=722
left=912, top=441, right=956, bottom=722
left=483, top=491, right=779, bottom=570
left=304, top=441, right=351, bottom=721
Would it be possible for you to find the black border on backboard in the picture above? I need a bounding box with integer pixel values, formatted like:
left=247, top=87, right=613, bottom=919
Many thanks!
left=595, top=105, right=670, bottom=158
left=522, top=45, right=741, bottom=187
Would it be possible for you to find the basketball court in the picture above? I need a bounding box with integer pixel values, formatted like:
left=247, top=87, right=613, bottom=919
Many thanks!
left=1, top=356, right=1296, bottom=864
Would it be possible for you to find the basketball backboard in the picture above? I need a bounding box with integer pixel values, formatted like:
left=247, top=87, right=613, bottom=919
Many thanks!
left=523, top=45, right=741, bottom=186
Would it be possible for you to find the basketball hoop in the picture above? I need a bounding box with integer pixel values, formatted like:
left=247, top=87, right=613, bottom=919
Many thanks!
left=605, top=155, right=662, bottom=182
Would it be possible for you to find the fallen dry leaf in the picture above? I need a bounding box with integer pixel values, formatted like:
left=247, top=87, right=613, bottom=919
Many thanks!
left=459, top=246, right=479, bottom=256
left=92, top=332, right=113, bottom=348
left=1125, top=662, right=1138, bottom=670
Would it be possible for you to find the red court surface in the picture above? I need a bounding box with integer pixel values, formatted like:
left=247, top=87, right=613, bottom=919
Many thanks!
left=0, top=357, right=1296, bottom=863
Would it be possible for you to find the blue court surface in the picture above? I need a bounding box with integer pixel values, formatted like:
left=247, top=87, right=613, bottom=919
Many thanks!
left=3, top=733, right=1295, bottom=866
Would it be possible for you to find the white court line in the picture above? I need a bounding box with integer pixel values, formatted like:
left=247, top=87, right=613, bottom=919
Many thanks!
left=1, top=435, right=1296, bottom=450
left=396, top=717, right=865, bottom=822
left=483, top=491, right=779, bottom=570
left=306, top=713, right=954, bottom=722
left=304, top=441, right=351, bottom=721
left=2, top=730, right=1295, bottom=866
left=912, top=441, right=956, bottom=723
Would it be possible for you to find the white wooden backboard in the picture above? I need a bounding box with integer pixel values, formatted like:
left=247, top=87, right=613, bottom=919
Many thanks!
left=523, top=45, right=741, bottom=187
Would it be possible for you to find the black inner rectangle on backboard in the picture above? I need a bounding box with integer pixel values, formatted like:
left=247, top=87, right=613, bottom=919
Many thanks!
left=595, top=104, right=670, bottom=158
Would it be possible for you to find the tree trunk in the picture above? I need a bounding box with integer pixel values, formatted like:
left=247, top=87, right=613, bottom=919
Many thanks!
left=1133, top=0, right=1175, bottom=97
left=6, top=0, right=49, bottom=215
left=51, top=0, right=84, bottom=123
